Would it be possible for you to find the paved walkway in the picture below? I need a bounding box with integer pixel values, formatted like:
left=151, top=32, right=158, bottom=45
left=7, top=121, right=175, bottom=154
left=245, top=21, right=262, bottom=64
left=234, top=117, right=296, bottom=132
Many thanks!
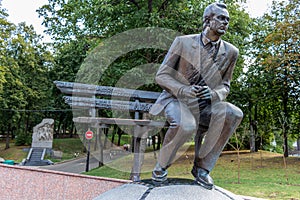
left=40, top=156, right=100, bottom=173
left=40, top=149, right=129, bottom=173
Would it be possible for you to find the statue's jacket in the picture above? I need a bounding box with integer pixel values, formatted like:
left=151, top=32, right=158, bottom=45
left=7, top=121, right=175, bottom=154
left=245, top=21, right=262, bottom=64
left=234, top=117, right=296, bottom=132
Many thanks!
left=150, top=34, right=239, bottom=116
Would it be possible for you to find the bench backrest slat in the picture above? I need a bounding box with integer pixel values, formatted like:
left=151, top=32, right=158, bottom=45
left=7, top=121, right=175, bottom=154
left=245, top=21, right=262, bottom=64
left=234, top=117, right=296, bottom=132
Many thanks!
left=54, top=81, right=160, bottom=102
left=64, top=96, right=154, bottom=113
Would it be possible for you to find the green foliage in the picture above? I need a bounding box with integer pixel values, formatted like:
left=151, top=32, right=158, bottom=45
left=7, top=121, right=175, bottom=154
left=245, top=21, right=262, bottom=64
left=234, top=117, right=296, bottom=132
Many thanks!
left=38, top=0, right=252, bottom=106
left=15, top=132, right=32, bottom=146
left=245, top=0, right=300, bottom=155
left=0, top=5, right=54, bottom=147
left=34, top=0, right=253, bottom=142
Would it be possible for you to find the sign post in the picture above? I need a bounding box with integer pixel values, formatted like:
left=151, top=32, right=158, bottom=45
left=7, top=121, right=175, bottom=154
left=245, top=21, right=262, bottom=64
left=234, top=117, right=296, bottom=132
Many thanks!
left=85, top=129, right=93, bottom=172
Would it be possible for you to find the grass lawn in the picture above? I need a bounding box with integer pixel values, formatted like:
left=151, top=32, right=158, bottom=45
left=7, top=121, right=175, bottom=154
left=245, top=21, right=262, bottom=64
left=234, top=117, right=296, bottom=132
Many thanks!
left=213, top=151, right=300, bottom=199
left=0, top=138, right=86, bottom=162
left=50, top=138, right=86, bottom=161
left=84, top=145, right=300, bottom=200
left=0, top=142, right=28, bottom=162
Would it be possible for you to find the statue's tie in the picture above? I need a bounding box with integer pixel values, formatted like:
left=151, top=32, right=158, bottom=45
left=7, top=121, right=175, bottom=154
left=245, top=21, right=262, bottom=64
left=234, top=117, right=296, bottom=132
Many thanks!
left=205, top=42, right=217, bottom=58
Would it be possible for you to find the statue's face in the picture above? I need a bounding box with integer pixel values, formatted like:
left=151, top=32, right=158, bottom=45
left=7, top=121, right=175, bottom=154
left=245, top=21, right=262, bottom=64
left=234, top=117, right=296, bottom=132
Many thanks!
left=209, top=8, right=230, bottom=36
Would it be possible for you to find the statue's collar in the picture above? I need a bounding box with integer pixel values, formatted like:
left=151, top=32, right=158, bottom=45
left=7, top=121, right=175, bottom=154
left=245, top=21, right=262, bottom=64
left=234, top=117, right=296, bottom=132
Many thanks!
left=201, top=33, right=220, bottom=47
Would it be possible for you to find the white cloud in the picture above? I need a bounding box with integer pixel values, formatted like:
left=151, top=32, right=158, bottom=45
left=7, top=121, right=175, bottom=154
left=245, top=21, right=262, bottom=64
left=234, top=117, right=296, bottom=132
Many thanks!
left=243, top=0, right=273, bottom=18
left=2, top=0, right=51, bottom=42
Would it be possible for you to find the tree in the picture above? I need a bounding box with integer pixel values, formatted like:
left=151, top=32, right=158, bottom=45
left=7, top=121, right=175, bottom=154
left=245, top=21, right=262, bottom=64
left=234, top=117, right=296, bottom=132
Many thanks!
left=248, top=0, right=299, bottom=156
left=0, top=7, right=26, bottom=149
left=37, top=0, right=252, bottom=106
left=48, top=39, right=91, bottom=136
left=0, top=3, right=53, bottom=147
left=11, top=23, right=53, bottom=134
left=36, top=0, right=253, bottom=144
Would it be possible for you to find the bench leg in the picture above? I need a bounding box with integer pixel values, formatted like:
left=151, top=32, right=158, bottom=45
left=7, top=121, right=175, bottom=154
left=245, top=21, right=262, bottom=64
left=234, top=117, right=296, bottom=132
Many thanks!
left=97, top=127, right=104, bottom=167
left=103, top=128, right=108, bottom=149
left=130, top=126, right=148, bottom=181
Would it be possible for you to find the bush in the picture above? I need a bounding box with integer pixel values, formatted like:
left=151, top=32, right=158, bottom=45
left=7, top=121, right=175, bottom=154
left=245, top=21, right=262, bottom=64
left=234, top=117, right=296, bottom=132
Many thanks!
left=15, top=132, right=31, bottom=146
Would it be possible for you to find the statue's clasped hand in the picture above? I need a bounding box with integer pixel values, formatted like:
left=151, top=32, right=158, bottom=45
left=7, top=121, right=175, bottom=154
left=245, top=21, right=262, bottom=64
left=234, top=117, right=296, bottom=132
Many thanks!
left=193, top=85, right=212, bottom=100
left=179, top=85, right=212, bottom=100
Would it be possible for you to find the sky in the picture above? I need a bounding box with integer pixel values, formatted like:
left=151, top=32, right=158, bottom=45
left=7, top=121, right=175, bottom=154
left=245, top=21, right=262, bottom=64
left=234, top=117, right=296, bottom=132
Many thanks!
left=1, top=0, right=278, bottom=43
left=1, top=0, right=51, bottom=42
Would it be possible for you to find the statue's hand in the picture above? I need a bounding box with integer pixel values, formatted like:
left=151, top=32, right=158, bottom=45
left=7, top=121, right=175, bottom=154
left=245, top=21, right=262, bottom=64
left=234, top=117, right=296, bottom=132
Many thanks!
left=178, top=85, right=199, bottom=98
left=178, top=85, right=211, bottom=100
left=194, top=85, right=212, bottom=100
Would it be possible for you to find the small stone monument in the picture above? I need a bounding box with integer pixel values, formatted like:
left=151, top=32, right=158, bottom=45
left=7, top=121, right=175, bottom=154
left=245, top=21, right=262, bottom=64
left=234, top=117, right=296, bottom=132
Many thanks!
left=31, top=118, right=54, bottom=149
left=22, top=119, right=55, bottom=166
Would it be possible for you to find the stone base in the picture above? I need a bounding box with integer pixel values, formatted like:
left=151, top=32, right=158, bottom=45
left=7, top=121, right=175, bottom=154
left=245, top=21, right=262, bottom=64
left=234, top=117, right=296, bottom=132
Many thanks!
left=0, top=164, right=128, bottom=199
left=94, top=178, right=243, bottom=200
left=23, top=159, right=53, bottom=166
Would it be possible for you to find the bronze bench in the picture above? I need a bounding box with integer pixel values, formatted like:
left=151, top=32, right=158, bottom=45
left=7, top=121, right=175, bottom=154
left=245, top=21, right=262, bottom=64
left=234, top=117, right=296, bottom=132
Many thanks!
left=54, top=81, right=168, bottom=181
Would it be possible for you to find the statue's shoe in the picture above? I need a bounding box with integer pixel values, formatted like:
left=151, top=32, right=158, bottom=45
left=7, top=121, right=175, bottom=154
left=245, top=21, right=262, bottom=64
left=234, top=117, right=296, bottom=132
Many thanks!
left=151, top=163, right=168, bottom=182
left=191, top=166, right=214, bottom=190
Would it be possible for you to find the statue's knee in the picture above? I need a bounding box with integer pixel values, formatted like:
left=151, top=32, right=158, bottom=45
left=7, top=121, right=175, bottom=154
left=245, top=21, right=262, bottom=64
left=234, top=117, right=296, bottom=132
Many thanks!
left=226, top=103, right=243, bottom=121
left=182, top=117, right=197, bottom=134
left=235, top=107, right=243, bottom=120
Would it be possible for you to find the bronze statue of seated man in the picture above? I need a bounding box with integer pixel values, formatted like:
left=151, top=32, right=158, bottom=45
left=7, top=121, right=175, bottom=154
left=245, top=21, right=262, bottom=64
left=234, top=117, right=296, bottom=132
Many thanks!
left=150, top=2, right=243, bottom=190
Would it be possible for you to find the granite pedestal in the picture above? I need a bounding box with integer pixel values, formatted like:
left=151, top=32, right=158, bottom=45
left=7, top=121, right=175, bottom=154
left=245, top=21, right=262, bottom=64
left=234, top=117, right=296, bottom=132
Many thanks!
left=94, top=178, right=243, bottom=200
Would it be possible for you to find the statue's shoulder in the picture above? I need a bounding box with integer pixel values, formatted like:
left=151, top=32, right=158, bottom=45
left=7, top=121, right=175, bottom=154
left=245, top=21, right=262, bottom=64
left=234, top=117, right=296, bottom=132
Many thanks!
left=222, top=40, right=239, bottom=54
left=175, top=34, right=200, bottom=48
left=176, top=34, right=199, bottom=41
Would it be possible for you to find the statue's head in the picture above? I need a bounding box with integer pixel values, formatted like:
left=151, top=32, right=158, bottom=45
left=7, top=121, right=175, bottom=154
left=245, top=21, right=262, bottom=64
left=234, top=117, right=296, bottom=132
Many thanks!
left=203, top=2, right=230, bottom=36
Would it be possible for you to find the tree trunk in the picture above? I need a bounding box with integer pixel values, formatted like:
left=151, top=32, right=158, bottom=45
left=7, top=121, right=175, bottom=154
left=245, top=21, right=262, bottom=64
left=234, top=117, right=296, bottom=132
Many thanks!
left=249, top=100, right=255, bottom=152
left=281, top=111, right=289, bottom=158
left=297, top=137, right=300, bottom=151
left=56, top=121, right=62, bottom=137
left=112, top=126, right=123, bottom=146
left=24, top=112, right=30, bottom=135
left=249, top=122, right=255, bottom=152
left=111, top=131, right=115, bottom=147
left=5, top=125, right=11, bottom=150
left=282, top=38, right=290, bottom=158
left=63, top=121, right=67, bottom=135
left=254, top=105, right=258, bottom=151
left=283, top=131, right=289, bottom=157
left=5, top=136, right=10, bottom=149
left=148, top=0, right=152, bottom=13
left=74, top=126, right=77, bottom=135
left=117, top=132, right=122, bottom=146
left=70, top=122, right=74, bottom=138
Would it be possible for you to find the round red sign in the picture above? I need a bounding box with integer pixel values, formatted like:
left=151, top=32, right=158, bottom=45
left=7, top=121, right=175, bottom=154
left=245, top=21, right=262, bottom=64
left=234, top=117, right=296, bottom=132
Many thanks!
left=85, top=130, right=93, bottom=140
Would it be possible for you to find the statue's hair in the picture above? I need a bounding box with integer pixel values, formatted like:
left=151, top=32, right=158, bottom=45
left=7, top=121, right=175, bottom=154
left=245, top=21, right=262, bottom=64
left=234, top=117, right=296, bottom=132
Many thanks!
left=203, top=2, right=227, bottom=29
